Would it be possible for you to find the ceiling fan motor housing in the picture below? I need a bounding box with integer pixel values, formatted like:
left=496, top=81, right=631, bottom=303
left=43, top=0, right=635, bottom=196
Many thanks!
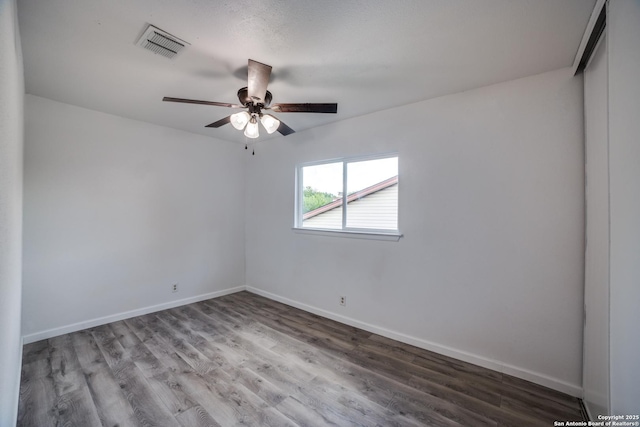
left=237, top=87, right=272, bottom=108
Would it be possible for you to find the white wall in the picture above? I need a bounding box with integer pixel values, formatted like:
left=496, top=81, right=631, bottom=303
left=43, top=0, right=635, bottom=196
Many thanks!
left=245, top=68, right=585, bottom=394
left=608, top=0, right=640, bottom=414
left=23, top=95, right=246, bottom=339
left=0, top=0, right=23, bottom=425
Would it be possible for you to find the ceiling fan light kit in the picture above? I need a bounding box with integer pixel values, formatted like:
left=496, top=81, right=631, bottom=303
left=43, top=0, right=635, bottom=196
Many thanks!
left=260, top=114, right=280, bottom=134
left=163, top=59, right=338, bottom=140
left=244, top=116, right=260, bottom=139
left=228, top=111, right=280, bottom=138
left=230, top=111, right=250, bottom=130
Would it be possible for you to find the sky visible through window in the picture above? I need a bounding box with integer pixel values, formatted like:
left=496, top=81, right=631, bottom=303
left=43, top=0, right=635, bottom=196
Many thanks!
left=303, top=157, right=398, bottom=197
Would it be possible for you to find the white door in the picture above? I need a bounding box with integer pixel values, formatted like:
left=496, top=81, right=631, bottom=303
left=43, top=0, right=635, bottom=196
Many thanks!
left=583, top=32, right=610, bottom=418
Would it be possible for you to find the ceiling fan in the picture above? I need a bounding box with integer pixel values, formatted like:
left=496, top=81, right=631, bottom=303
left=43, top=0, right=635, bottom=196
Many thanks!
left=163, top=59, right=338, bottom=138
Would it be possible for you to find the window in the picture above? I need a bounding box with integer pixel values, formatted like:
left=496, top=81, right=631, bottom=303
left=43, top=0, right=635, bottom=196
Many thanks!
left=295, top=154, right=399, bottom=234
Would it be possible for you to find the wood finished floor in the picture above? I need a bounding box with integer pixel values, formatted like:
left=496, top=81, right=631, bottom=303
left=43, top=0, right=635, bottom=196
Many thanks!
left=18, top=291, right=586, bottom=427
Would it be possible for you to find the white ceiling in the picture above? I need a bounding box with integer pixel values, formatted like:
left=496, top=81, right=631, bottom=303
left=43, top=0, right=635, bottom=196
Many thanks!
left=18, top=0, right=595, bottom=144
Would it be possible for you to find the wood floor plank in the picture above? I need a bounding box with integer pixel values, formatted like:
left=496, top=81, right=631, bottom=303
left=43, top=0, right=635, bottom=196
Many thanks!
left=307, top=373, right=400, bottom=426
left=185, top=305, right=319, bottom=387
left=146, top=370, right=198, bottom=416
left=128, top=341, right=165, bottom=377
left=82, top=361, right=139, bottom=427
left=51, top=386, right=103, bottom=427
left=175, top=405, right=223, bottom=427
left=51, top=366, right=85, bottom=397
left=348, top=344, right=503, bottom=406
left=500, top=374, right=584, bottom=417
left=282, top=400, right=368, bottom=427
left=21, top=339, right=50, bottom=364
left=407, top=374, right=547, bottom=427
left=174, top=369, right=258, bottom=427
left=270, top=341, right=397, bottom=412
left=70, top=329, right=105, bottom=370
left=124, top=317, right=197, bottom=375
left=148, top=313, right=219, bottom=375
left=91, top=324, right=128, bottom=368
left=226, top=294, right=317, bottom=328
left=217, top=295, right=357, bottom=358
left=123, top=316, right=157, bottom=343
left=19, top=291, right=587, bottom=427
left=500, top=393, right=583, bottom=423
left=110, top=319, right=143, bottom=349
left=49, top=334, right=84, bottom=397
left=227, top=366, right=288, bottom=407
left=21, top=357, right=51, bottom=381
left=276, top=395, right=338, bottom=427
left=49, top=334, right=81, bottom=373
left=190, top=302, right=418, bottom=426
left=17, top=376, right=57, bottom=427
left=386, top=390, right=468, bottom=427
left=215, top=373, right=299, bottom=427
left=170, top=305, right=248, bottom=362
left=190, top=303, right=281, bottom=354
left=111, top=358, right=182, bottom=427
left=283, top=337, right=491, bottom=427
left=236, top=292, right=373, bottom=344
left=386, top=377, right=497, bottom=427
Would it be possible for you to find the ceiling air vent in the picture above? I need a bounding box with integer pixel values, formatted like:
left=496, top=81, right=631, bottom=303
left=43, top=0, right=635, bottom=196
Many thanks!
left=136, top=25, right=188, bottom=59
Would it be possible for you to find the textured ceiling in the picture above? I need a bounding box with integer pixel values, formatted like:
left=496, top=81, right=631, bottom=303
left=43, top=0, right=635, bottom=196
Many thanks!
left=18, top=0, right=595, bottom=144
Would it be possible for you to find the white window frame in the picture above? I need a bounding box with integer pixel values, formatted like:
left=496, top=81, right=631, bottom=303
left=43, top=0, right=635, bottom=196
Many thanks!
left=293, top=152, right=402, bottom=241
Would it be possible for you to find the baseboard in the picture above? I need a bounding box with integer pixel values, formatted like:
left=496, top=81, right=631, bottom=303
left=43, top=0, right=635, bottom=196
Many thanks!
left=22, top=286, right=246, bottom=344
left=245, top=286, right=583, bottom=397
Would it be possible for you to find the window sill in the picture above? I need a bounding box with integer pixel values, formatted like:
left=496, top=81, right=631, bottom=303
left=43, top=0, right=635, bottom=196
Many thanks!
left=292, top=227, right=403, bottom=242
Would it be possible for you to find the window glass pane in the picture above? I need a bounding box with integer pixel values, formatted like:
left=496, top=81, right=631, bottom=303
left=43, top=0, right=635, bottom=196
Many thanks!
left=346, top=157, right=398, bottom=230
left=301, top=162, right=343, bottom=229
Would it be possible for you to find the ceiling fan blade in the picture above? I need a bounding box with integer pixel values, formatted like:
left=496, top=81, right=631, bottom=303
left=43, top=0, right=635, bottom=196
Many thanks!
left=247, top=59, right=272, bottom=105
left=163, top=97, right=244, bottom=108
left=277, top=120, right=295, bottom=136
left=270, top=103, right=338, bottom=113
left=205, top=116, right=231, bottom=128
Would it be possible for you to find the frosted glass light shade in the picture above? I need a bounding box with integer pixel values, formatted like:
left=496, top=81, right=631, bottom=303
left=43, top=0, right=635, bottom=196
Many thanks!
left=260, top=114, right=280, bottom=134
left=244, top=118, right=260, bottom=138
left=230, top=111, right=250, bottom=130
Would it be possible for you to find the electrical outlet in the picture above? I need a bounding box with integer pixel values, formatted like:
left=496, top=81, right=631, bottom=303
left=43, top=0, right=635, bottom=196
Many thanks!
left=340, top=296, right=346, bottom=306
left=172, top=283, right=178, bottom=293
